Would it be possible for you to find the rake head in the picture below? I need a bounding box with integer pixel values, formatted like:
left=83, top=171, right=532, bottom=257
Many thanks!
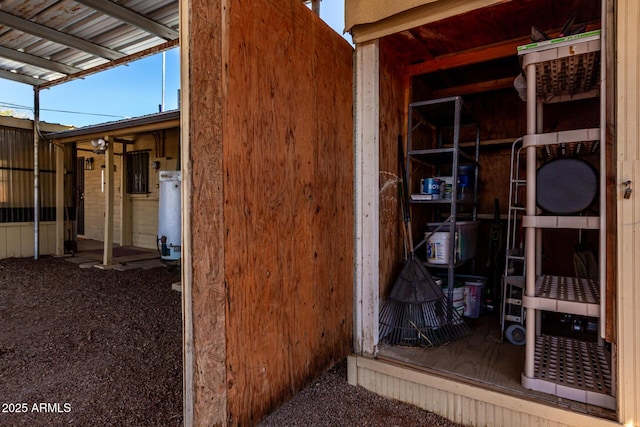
left=379, top=255, right=470, bottom=347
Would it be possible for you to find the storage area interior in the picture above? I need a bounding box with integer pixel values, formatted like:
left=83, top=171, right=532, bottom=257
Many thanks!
left=375, top=0, right=615, bottom=419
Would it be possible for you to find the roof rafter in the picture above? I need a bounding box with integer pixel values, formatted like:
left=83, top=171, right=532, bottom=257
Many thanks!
left=0, top=68, right=45, bottom=86
left=74, top=0, right=179, bottom=41
left=0, top=45, right=82, bottom=76
left=407, top=36, right=529, bottom=76
left=38, top=38, right=178, bottom=90
left=0, top=10, right=125, bottom=61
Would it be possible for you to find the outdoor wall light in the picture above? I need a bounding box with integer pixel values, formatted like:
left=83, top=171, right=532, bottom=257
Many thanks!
left=90, top=138, right=107, bottom=152
left=85, top=157, right=94, bottom=170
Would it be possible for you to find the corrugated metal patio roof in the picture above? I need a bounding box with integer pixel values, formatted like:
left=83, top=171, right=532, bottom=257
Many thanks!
left=0, top=0, right=179, bottom=89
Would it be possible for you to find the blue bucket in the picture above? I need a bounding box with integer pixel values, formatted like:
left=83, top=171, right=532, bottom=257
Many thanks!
left=422, top=178, right=441, bottom=199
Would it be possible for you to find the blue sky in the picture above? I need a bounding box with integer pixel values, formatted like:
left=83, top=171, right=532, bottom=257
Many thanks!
left=0, top=1, right=349, bottom=128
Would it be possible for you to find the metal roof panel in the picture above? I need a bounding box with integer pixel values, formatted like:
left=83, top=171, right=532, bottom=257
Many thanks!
left=0, top=0, right=179, bottom=88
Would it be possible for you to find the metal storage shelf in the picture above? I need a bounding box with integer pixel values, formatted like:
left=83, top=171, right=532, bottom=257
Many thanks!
left=406, top=96, right=479, bottom=302
left=408, top=148, right=478, bottom=166
left=521, top=335, right=615, bottom=410
left=522, top=275, right=600, bottom=317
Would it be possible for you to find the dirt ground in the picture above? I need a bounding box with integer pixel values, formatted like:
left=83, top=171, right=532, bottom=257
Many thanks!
left=0, top=256, right=461, bottom=427
left=0, top=256, right=183, bottom=427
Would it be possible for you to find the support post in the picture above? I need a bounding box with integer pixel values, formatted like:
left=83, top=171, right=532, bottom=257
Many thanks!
left=33, top=87, right=40, bottom=259
left=102, top=137, right=114, bottom=266
left=55, top=143, right=64, bottom=256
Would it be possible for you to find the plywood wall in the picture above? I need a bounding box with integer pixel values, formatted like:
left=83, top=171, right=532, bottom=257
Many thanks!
left=183, top=0, right=226, bottom=424
left=221, top=1, right=354, bottom=425
left=378, top=38, right=409, bottom=299
left=185, top=0, right=353, bottom=424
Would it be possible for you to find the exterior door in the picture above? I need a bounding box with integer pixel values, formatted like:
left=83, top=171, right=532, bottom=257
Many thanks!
left=75, top=156, right=85, bottom=235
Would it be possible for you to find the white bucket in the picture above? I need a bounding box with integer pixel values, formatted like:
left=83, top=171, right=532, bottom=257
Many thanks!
left=464, top=278, right=486, bottom=318
left=442, top=286, right=465, bottom=317
left=426, top=231, right=451, bottom=264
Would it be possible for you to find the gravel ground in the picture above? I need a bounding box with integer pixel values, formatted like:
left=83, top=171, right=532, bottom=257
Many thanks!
left=0, top=256, right=182, bottom=427
left=259, top=360, right=463, bottom=427
left=0, top=256, right=461, bottom=427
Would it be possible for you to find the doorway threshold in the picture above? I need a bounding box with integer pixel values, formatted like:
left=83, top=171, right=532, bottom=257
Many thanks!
left=375, top=315, right=616, bottom=421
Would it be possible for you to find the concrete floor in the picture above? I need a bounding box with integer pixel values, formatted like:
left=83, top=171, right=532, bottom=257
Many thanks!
left=64, top=238, right=169, bottom=270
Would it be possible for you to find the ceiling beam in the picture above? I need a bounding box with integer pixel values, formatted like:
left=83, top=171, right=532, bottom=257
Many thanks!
left=0, top=45, right=81, bottom=75
left=432, top=76, right=516, bottom=98
left=0, top=10, right=125, bottom=61
left=0, top=68, right=46, bottom=86
left=74, top=0, right=179, bottom=41
left=38, top=39, right=178, bottom=90
left=407, top=35, right=529, bottom=76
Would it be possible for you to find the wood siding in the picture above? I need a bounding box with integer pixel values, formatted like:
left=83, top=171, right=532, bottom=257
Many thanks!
left=615, top=0, right=640, bottom=423
left=184, top=0, right=354, bottom=425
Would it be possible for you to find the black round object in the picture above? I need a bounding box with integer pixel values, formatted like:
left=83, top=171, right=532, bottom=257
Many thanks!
left=536, top=158, right=598, bottom=214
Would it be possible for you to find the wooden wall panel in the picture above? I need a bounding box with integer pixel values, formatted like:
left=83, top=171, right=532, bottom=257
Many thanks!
left=378, top=39, right=409, bottom=299
left=222, top=1, right=354, bottom=425
left=185, top=0, right=227, bottom=425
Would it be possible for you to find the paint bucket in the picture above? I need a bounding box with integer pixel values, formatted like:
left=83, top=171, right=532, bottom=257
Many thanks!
left=425, top=231, right=451, bottom=264
left=457, top=165, right=476, bottom=201
left=442, top=281, right=465, bottom=318
left=421, top=178, right=441, bottom=199
left=464, top=277, right=487, bottom=318
left=435, top=176, right=453, bottom=199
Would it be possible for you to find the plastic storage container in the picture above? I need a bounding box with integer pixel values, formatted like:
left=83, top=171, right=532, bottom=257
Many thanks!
left=464, top=277, right=487, bottom=318
left=425, top=221, right=479, bottom=264
left=439, top=277, right=465, bottom=318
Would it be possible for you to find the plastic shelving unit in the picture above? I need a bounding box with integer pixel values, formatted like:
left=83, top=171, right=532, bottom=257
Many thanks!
left=517, top=30, right=614, bottom=409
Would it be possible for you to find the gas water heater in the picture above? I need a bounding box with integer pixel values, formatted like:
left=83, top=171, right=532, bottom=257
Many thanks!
left=158, top=170, right=181, bottom=260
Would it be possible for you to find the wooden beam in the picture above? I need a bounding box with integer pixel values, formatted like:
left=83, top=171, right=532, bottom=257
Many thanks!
left=407, top=36, right=528, bottom=76
left=38, top=39, right=178, bottom=90
left=179, top=0, right=194, bottom=423
left=351, top=0, right=509, bottom=44
left=354, top=40, right=380, bottom=356
left=102, top=138, right=114, bottom=267
left=432, top=76, right=515, bottom=98
left=53, top=119, right=180, bottom=144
